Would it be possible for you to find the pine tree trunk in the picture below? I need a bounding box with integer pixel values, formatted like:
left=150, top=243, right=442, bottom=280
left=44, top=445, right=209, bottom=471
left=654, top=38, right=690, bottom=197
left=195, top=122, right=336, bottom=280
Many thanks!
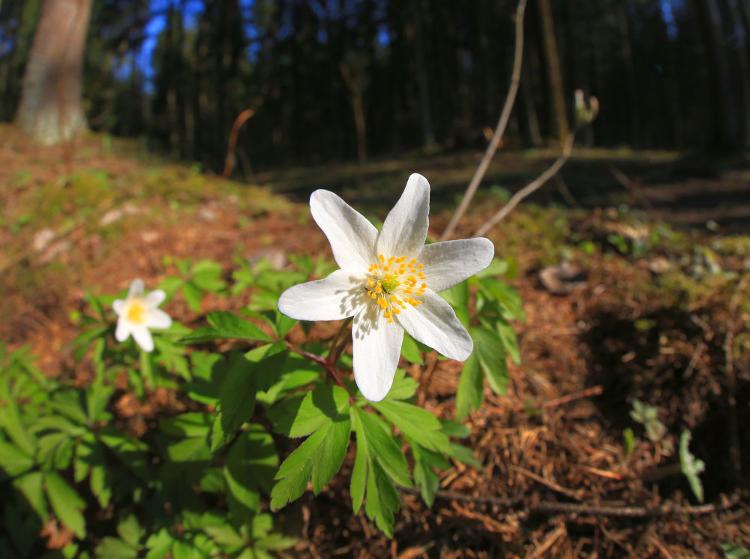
left=17, top=0, right=92, bottom=145
left=538, top=0, right=569, bottom=144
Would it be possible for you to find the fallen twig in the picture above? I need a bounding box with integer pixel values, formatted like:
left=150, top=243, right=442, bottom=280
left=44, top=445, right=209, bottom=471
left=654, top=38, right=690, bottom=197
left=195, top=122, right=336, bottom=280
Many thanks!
left=423, top=489, right=740, bottom=518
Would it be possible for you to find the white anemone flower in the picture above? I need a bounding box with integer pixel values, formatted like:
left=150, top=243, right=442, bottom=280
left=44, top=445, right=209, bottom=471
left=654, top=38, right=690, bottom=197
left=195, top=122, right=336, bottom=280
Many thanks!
left=113, top=279, right=172, bottom=352
left=278, top=173, right=494, bottom=401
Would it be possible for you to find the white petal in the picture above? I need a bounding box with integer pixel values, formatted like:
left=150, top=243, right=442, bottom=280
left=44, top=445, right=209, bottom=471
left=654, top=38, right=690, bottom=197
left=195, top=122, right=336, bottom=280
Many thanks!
left=131, top=326, right=154, bottom=352
left=115, top=319, right=131, bottom=342
left=128, top=279, right=144, bottom=298
left=113, top=299, right=125, bottom=315
left=278, top=269, right=365, bottom=321
left=420, top=238, right=495, bottom=292
left=352, top=306, right=404, bottom=401
left=310, top=190, right=378, bottom=273
left=377, top=173, right=430, bottom=258
left=145, top=309, right=172, bottom=329
left=145, top=289, right=166, bottom=308
left=396, top=290, right=472, bottom=361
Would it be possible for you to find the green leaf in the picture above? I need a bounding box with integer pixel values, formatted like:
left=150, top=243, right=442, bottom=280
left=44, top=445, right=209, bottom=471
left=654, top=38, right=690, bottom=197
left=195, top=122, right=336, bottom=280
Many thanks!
left=679, top=430, right=705, bottom=503
left=0, top=440, right=33, bottom=478
left=496, top=318, right=520, bottom=365
left=441, top=281, right=470, bottom=328
left=455, top=353, right=483, bottom=420
left=268, top=384, right=350, bottom=438
left=384, top=369, right=419, bottom=401
left=271, top=416, right=351, bottom=509
left=722, top=543, right=750, bottom=559
left=0, top=398, right=36, bottom=456
left=181, top=312, right=272, bottom=344
left=364, top=460, right=400, bottom=538
left=14, top=472, right=47, bottom=520
left=373, top=400, right=451, bottom=454
left=480, top=278, right=524, bottom=320
left=160, top=413, right=212, bottom=438
left=95, top=538, right=139, bottom=559
left=117, top=515, right=143, bottom=548
left=472, top=326, right=509, bottom=395
left=45, top=472, right=86, bottom=539
left=182, top=282, right=204, bottom=312
left=311, top=417, right=351, bottom=493
left=275, top=311, right=297, bottom=339
left=224, top=426, right=278, bottom=521
left=412, top=444, right=448, bottom=506
left=352, top=407, right=411, bottom=487
left=209, top=352, right=257, bottom=451
left=350, top=433, right=367, bottom=513
left=166, top=437, right=211, bottom=463
left=400, top=335, right=424, bottom=365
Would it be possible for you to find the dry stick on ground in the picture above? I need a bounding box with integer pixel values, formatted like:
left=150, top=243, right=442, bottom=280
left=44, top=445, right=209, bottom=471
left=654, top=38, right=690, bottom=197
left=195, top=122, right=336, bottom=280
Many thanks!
left=222, top=108, right=256, bottom=178
left=425, top=489, right=740, bottom=518
left=474, top=132, right=575, bottom=237
left=439, top=0, right=527, bottom=241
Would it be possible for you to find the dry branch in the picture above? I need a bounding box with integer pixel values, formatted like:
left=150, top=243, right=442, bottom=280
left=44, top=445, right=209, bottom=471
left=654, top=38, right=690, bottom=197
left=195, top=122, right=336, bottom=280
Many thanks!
left=474, top=132, right=574, bottom=237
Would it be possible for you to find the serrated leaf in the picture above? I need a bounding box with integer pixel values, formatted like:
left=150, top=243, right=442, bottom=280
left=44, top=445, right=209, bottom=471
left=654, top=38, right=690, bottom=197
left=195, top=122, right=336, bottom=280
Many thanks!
left=0, top=399, right=36, bottom=456
left=95, top=538, right=139, bottom=559
left=353, top=407, right=411, bottom=487
left=373, top=400, right=451, bottom=454
left=455, top=352, right=483, bottom=420
left=350, top=433, right=368, bottom=513
left=209, top=352, right=257, bottom=451
left=472, top=326, right=509, bottom=395
left=0, top=440, right=33, bottom=478
left=311, top=417, right=350, bottom=493
left=268, top=384, right=349, bottom=438
left=182, top=282, right=204, bottom=312
left=45, top=472, right=86, bottom=539
left=385, top=369, right=419, bottom=401
left=364, top=460, right=400, bottom=537
left=400, top=335, right=423, bottom=365
left=117, top=515, right=143, bottom=548
left=181, top=312, right=272, bottom=344
left=679, top=430, right=705, bottom=503
left=224, top=426, right=278, bottom=521
left=496, top=318, right=520, bottom=365
left=441, top=281, right=470, bottom=328
left=14, top=472, right=47, bottom=520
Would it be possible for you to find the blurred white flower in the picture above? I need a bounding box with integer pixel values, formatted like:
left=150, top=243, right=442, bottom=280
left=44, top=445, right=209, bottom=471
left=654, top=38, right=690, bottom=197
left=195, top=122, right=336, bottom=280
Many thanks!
left=279, top=173, right=494, bottom=401
left=113, top=279, right=172, bottom=352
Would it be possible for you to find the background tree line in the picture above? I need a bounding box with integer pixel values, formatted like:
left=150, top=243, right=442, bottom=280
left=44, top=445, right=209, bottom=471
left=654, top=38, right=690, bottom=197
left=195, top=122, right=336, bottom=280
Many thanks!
left=1, top=0, right=748, bottom=174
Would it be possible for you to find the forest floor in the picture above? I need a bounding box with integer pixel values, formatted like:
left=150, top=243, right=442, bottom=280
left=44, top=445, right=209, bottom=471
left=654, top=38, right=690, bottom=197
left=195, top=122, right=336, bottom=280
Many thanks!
left=2, top=124, right=750, bottom=557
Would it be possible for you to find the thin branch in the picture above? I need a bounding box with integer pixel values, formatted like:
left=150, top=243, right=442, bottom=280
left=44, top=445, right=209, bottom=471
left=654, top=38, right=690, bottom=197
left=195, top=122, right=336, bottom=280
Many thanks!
left=223, top=108, right=256, bottom=178
left=286, top=343, right=346, bottom=389
left=474, top=132, right=575, bottom=237
left=440, top=0, right=527, bottom=241
left=425, top=489, right=740, bottom=518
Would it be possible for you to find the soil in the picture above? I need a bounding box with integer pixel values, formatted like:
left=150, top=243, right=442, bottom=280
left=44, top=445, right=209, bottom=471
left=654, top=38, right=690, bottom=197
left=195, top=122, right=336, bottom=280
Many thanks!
left=2, top=128, right=749, bottom=557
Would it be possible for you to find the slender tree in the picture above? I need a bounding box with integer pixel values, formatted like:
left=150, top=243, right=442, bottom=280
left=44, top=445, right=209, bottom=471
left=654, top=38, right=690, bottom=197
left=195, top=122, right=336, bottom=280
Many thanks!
left=537, top=0, right=569, bottom=143
left=17, top=0, right=93, bottom=145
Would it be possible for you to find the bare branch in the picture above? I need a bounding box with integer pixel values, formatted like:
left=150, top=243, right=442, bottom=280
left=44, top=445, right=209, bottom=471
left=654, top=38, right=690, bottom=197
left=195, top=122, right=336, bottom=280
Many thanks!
left=474, top=132, right=575, bottom=237
left=439, top=0, right=527, bottom=241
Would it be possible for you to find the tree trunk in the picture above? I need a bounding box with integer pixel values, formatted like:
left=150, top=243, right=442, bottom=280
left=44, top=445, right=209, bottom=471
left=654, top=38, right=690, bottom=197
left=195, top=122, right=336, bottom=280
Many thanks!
left=693, top=0, right=742, bottom=149
left=538, top=0, right=569, bottom=144
left=17, top=0, right=92, bottom=145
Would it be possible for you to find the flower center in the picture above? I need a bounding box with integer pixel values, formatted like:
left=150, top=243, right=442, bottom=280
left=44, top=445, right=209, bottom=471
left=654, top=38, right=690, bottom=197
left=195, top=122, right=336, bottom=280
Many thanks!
left=366, top=254, right=427, bottom=323
left=125, top=300, right=147, bottom=325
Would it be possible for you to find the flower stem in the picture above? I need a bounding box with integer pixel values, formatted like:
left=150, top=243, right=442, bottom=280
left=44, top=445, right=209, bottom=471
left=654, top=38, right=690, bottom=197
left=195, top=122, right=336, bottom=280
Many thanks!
left=139, top=349, right=155, bottom=391
left=327, top=317, right=352, bottom=368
